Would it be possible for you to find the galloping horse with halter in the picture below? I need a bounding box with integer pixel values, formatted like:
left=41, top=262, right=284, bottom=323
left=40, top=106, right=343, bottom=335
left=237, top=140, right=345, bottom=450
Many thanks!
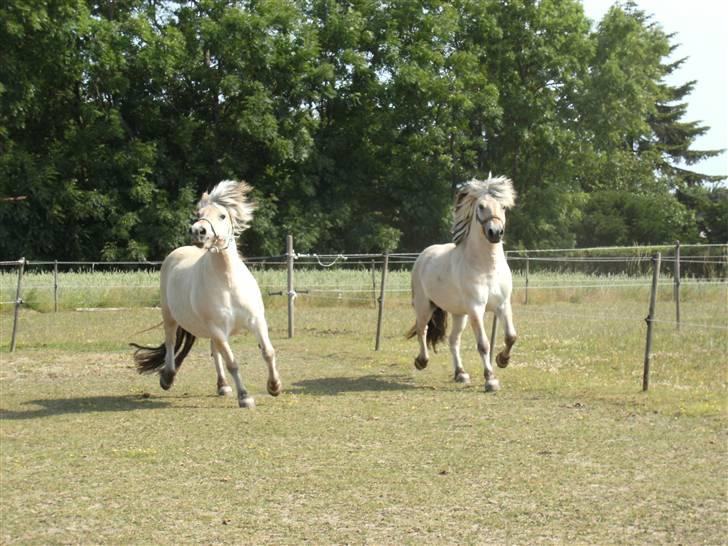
left=408, top=176, right=517, bottom=392
left=132, top=180, right=281, bottom=408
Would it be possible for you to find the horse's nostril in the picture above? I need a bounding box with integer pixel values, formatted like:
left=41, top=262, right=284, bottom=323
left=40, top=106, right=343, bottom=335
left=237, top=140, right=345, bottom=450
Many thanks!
left=198, top=227, right=206, bottom=236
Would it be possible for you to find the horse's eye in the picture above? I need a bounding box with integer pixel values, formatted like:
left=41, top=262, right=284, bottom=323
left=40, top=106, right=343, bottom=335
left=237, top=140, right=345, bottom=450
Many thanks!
left=478, top=203, right=485, bottom=211
left=220, top=214, right=226, bottom=220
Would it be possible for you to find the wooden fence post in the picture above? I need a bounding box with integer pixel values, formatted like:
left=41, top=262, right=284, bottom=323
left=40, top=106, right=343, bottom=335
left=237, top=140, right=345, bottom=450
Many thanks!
left=524, top=254, right=530, bottom=305
left=375, top=253, right=389, bottom=351
left=53, top=260, right=59, bottom=313
left=286, top=234, right=295, bottom=339
left=642, top=252, right=661, bottom=391
left=10, top=258, right=26, bottom=352
left=674, top=240, right=681, bottom=331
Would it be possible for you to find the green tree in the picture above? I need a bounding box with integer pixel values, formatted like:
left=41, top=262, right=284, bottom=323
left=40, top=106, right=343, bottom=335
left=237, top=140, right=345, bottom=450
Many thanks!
left=1, top=0, right=723, bottom=260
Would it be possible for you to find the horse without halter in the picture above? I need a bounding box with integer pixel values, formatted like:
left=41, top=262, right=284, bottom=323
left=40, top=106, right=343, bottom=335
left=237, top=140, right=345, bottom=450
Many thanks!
left=131, top=180, right=281, bottom=408
left=408, top=176, right=518, bottom=392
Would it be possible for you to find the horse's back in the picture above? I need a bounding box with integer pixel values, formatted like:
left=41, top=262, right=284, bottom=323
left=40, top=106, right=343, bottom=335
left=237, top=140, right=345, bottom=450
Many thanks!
left=413, top=243, right=456, bottom=276
left=412, top=243, right=458, bottom=306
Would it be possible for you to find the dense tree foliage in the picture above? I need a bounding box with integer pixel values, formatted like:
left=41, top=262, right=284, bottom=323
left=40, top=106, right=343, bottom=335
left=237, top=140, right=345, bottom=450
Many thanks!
left=1, top=0, right=724, bottom=260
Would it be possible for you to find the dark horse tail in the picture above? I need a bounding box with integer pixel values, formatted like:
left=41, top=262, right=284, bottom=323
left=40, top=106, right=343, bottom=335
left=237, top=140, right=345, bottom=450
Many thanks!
left=130, top=327, right=197, bottom=374
left=406, top=305, right=448, bottom=353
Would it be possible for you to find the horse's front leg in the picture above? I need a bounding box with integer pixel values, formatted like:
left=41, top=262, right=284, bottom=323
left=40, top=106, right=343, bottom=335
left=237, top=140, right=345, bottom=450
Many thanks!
left=211, top=340, right=232, bottom=396
left=449, top=314, right=470, bottom=384
left=251, top=318, right=282, bottom=397
left=468, top=307, right=499, bottom=392
left=495, top=300, right=517, bottom=369
left=212, top=337, right=254, bottom=409
left=159, top=319, right=178, bottom=390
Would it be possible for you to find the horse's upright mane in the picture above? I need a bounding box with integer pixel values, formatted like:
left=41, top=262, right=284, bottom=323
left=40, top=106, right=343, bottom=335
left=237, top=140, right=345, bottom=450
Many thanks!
left=198, top=180, right=256, bottom=237
left=452, top=176, right=516, bottom=245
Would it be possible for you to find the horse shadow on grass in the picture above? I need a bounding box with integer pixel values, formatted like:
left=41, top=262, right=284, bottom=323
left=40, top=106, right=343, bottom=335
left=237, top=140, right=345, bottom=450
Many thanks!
left=0, top=395, right=170, bottom=420
left=288, top=374, right=422, bottom=396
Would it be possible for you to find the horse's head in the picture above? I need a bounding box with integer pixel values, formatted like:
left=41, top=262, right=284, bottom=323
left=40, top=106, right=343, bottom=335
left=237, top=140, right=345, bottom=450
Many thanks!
left=190, top=180, right=256, bottom=251
left=190, top=199, right=234, bottom=250
left=452, top=176, right=516, bottom=246
left=475, top=195, right=507, bottom=244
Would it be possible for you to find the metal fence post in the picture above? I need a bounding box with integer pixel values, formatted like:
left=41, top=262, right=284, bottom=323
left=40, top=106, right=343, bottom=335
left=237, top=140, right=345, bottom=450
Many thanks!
left=674, top=240, right=681, bottom=331
left=286, top=234, right=295, bottom=339
left=642, top=252, right=661, bottom=391
left=375, top=253, right=389, bottom=351
left=10, top=258, right=26, bottom=352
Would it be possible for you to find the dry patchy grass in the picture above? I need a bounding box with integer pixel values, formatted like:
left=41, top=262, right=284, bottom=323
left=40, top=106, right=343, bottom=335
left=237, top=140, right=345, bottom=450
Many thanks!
left=1, top=296, right=726, bottom=545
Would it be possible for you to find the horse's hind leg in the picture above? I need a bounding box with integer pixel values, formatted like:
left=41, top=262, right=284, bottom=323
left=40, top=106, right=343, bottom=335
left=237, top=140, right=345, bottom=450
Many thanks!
left=211, top=340, right=232, bottom=396
left=213, top=337, right=254, bottom=409
left=251, top=317, right=281, bottom=397
left=449, top=314, right=470, bottom=384
left=468, top=306, right=499, bottom=392
left=495, top=301, right=517, bottom=369
left=412, top=296, right=434, bottom=370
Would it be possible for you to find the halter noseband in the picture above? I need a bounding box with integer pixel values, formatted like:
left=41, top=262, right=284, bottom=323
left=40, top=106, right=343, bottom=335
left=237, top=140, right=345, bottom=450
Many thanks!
left=477, top=214, right=504, bottom=226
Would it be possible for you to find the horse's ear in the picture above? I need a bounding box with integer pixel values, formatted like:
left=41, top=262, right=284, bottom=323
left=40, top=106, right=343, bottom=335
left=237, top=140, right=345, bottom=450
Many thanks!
left=198, top=192, right=211, bottom=208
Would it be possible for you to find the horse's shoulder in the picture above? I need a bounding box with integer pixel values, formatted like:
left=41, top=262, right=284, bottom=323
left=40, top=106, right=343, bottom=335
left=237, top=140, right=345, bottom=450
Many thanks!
left=419, top=242, right=455, bottom=260
left=162, top=246, right=205, bottom=270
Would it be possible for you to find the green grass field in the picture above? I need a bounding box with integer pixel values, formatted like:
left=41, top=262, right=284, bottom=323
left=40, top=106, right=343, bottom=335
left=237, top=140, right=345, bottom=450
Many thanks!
left=1, top=270, right=726, bottom=544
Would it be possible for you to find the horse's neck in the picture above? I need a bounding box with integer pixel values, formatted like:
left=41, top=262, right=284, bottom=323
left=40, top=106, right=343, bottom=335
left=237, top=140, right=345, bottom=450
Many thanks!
left=202, top=245, right=242, bottom=284
left=463, top=234, right=502, bottom=272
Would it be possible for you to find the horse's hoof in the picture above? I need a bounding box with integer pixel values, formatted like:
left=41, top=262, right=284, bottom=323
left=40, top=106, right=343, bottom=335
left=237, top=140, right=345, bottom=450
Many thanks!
left=496, top=353, right=510, bottom=368
left=455, top=371, right=471, bottom=384
left=239, top=396, right=256, bottom=409
left=159, top=371, right=175, bottom=390
left=218, top=385, right=233, bottom=396
left=267, top=379, right=282, bottom=397
left=485, top=378, right=500, bottom=392
left=414, top=356, right=429, bottom=370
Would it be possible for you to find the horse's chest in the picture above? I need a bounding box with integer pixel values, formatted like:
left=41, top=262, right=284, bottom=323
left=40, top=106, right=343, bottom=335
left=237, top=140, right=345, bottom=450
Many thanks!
left=462, top=274, right=506, bottom=307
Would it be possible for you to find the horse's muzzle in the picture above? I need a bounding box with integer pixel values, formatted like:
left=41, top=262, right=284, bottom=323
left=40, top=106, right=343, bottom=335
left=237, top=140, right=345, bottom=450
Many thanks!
left=483, top=222, right=503, bottom=243
left=190, top=223, right=210, bottom=246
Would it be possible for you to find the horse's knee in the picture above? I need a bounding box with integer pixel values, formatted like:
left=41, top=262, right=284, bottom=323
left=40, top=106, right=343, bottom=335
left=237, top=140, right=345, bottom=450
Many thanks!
left=477, top=341, right=490, bottom=356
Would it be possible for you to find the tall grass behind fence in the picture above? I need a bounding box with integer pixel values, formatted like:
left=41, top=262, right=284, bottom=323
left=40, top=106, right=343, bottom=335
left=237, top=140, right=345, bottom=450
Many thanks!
left=1, top=244, right=726, bottom=355
left=2, top=247, right=727, bottom=313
